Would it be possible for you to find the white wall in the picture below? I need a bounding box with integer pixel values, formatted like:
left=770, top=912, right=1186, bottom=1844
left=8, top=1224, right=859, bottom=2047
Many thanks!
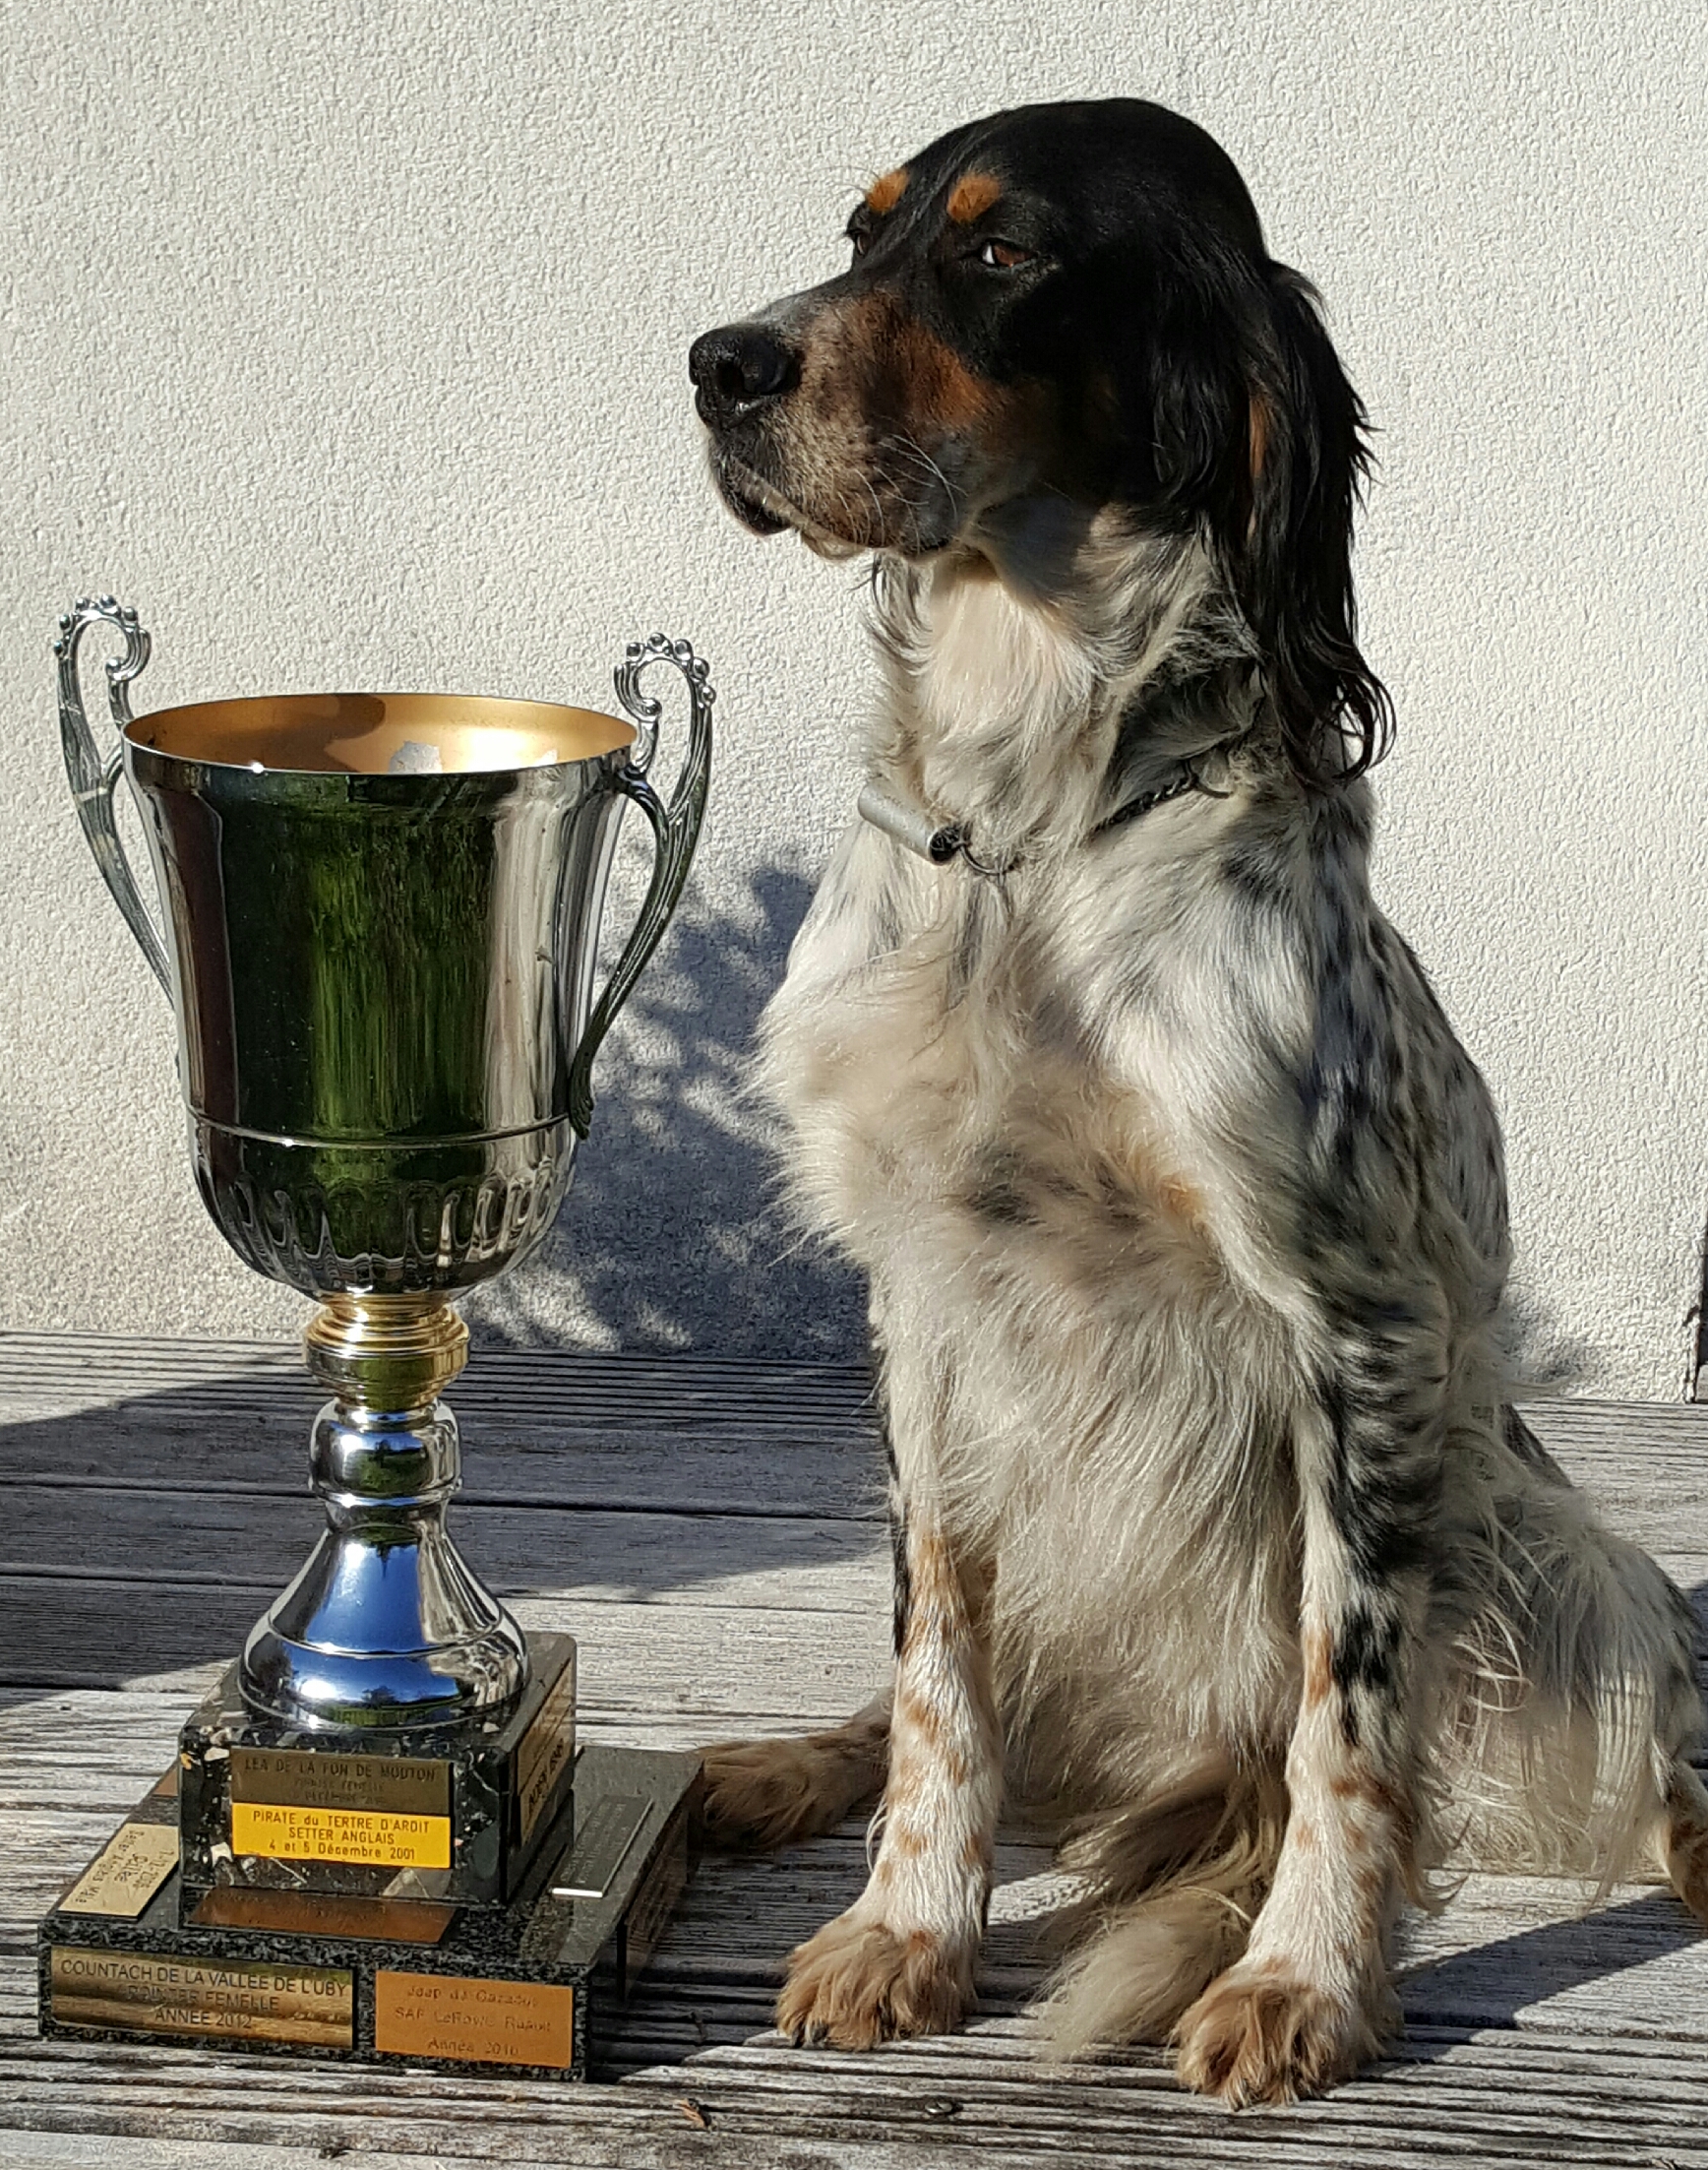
left=3, top=1, right=1704, bottom=1395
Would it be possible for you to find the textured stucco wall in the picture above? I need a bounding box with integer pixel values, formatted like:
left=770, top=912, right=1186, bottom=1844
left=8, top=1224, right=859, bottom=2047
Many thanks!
left=3, top=2, right=1704, bottom=1395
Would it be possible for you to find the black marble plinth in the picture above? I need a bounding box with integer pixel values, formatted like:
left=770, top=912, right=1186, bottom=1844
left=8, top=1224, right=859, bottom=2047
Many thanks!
left=39, top=1741, right=701, bottom=2079
left=178, top=1634, right=577, bottom=1909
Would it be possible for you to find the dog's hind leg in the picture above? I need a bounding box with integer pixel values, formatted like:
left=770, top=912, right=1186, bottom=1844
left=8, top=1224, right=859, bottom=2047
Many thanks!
left=1043, top=1761, right=1288, bottom=2057
left=698, top=1696, right=890, bottom=1851
left=1665, top=1761, right=1708, bottom=1922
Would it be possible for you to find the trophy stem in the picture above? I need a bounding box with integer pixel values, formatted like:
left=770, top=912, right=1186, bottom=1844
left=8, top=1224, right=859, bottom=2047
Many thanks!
left=238, top=1295, right=528, bottom=1732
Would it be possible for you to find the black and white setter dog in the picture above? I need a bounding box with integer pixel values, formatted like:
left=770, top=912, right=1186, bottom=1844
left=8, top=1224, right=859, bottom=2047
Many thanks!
left=686, top=98, right=1708, bottom=2104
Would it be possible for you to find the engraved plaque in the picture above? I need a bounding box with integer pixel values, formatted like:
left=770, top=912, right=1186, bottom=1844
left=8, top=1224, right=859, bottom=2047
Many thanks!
left=374, top=1970, right=574, bottom=2068
left=58, top=1823, right=179, bottom=1920
left=191, top=1889, right=456, bottom=1944
left=551, top=1795, right=649, bottom=1899
left=231, top=1802, right=452, bottom=1869
left=516, top=1653, right=578, bottom=1843
left=49, top=1948, right=353, bottom=2048
left=231, top=1747, right=450, bottom=1817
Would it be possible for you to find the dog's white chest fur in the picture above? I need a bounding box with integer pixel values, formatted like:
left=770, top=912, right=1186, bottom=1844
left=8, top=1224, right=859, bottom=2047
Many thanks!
left=757, top=573, right=1305, bottom=1780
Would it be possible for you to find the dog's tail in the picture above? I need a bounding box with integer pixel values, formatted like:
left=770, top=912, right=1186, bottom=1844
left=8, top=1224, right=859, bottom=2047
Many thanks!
left=1040, top=1756, right=1286, bottom=2060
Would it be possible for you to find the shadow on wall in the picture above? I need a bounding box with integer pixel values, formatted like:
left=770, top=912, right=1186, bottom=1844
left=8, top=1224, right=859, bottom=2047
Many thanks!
left=465, top=863, right=868, bottom=1362
left=1500, top=1287, right=1600, bottom=1396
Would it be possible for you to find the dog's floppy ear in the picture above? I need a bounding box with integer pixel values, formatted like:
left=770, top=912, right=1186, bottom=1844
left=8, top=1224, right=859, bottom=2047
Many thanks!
left=1237, top=266, right=1393, bottom=784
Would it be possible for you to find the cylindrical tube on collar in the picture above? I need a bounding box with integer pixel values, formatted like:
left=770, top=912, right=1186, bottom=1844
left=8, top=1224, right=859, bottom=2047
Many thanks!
left=857, top=782, right=961, bottom=864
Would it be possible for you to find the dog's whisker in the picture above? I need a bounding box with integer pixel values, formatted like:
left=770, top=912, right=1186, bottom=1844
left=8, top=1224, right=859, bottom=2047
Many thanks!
left=884, top=431, right=961, bottom=516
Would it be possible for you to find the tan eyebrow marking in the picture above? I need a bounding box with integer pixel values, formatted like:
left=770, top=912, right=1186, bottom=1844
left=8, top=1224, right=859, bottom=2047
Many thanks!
left=865, top=167, right=910, bottom=215
left=946, top=171, right=1003, bottom=223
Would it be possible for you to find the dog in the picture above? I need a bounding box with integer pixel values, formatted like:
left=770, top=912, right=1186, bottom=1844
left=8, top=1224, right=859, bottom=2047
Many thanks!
left=685, top=97, right=1708, bottom=2105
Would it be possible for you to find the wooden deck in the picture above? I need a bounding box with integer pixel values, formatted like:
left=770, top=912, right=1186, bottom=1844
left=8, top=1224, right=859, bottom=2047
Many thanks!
left=5, top=1332, right=1708, bottom=2167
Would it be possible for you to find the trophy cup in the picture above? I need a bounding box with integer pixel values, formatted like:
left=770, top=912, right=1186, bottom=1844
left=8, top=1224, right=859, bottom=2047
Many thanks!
left=37, top=595, right=712, bottom=2076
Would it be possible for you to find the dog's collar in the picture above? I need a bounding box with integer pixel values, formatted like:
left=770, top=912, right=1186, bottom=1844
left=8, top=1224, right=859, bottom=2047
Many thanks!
left=857, top=761, right=1215, bottom=882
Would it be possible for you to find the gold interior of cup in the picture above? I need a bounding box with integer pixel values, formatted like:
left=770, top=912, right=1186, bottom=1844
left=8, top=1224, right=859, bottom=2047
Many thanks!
left=126, top=691, right=636, bottom=775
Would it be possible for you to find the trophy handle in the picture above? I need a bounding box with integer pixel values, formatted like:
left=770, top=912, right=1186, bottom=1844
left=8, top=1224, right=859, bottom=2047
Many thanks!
left=54, top=595, right=170, bottom=994
left=566, top=633, right=715, bottom=1137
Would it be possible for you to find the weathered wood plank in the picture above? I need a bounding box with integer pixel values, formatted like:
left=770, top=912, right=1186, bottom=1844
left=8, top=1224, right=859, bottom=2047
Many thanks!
left=0, top=1486, right=888, bottom=1613
left=0, top=1581, right=889, bottom=1711
left=17, top=1402, right=1700, bottom=1534
left=16, top=2020, right=1708, bottom=2168
left=0, top=1406, right=881, bottom=1519
left=0, top=1377, right=1693, bottom=1532
left=8, top=2142, right=575, bottom=2170
left=0, top=1687, right=861, bottom=1795
left=7, top=1330, right=1701, bottom=1448
left=0, top=1333, right=877, bottom=1429
left=2, top=1556, right=1699, bottom=1711
left=11, top=1758, right=1708, bottom=2055
left=0, top=1684, right=907, bottom=1805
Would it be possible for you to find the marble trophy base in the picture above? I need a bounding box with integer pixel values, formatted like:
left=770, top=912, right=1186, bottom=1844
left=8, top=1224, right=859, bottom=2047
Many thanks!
left=179, top=1636, right=580, bottom=1911
left=40, top=1742, right=702, bottom=2079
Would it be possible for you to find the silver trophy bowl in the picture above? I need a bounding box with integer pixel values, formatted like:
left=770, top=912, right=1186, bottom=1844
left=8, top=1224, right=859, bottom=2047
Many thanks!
left=55, top=597, right=713, bottom=1733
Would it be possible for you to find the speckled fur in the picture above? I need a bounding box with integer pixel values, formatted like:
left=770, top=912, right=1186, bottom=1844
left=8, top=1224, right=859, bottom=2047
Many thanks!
left=698, top=529, right=1708, bottom=2099
left=690, top=100, right=1708, bottom=2105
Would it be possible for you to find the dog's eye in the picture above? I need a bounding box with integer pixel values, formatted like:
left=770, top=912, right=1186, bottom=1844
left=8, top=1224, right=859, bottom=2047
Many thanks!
left=852, top=230, right=871, bottom=257
left=978, top=239, right=1032, bottom=271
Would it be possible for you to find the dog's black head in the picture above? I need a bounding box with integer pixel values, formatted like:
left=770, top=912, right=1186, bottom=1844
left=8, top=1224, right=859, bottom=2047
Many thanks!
left=689, top=98, right=1390, bottom=781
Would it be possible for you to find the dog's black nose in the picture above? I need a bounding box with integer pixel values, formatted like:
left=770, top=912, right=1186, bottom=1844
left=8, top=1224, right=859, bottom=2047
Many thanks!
left=689, top=325, right=800, bottom=428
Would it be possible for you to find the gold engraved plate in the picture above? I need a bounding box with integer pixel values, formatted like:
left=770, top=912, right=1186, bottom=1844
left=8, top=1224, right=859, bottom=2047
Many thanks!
left=625, top=1815, right=690, bottom=1991
left=191, top=1889, right=457, bottom=1944
left=375, top=1970, right=574, bottom=2068
left=231, top=1802, right=451, bottom=1869
left=49, top=1948, right=352, bottom=2048
left=58, top=1823, right=181, bottom=1920
left=231, top=1747, right=450, bottom=1817
left=517, top=1652, right=577, bottom=1842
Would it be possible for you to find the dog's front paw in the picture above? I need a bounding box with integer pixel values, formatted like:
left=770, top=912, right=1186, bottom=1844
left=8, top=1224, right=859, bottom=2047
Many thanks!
left=1173, top=1958, right=1392, bottom=2106
left=776, top=1911, right=974, bottom=2049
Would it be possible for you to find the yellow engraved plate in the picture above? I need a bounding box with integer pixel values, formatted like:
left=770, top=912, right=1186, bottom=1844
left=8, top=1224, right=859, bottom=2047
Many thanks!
left=231, top=1801, right=451, bottom=1869
left=374, top=1970, right=574, bottom=2067
left=230, top=1747, right=450, bottom=1817
left=517, top=1652, right=578, bottom=1842
left=59, top=1822, right=180, bottom=1919
left=50, top=1948, right=352, bottom=2048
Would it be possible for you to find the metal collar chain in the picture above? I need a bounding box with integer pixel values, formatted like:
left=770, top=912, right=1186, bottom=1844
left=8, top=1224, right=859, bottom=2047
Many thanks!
left=857, top=757, right=1220, bottom=884
left=1087, top=762, right=1213, bottom=837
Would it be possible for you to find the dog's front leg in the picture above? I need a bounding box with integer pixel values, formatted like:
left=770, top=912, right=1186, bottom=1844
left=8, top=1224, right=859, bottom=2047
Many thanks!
left=1175, top=1283, right=1442, bottom=2105
left=775, top=1467, right=1000, bottom=2048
